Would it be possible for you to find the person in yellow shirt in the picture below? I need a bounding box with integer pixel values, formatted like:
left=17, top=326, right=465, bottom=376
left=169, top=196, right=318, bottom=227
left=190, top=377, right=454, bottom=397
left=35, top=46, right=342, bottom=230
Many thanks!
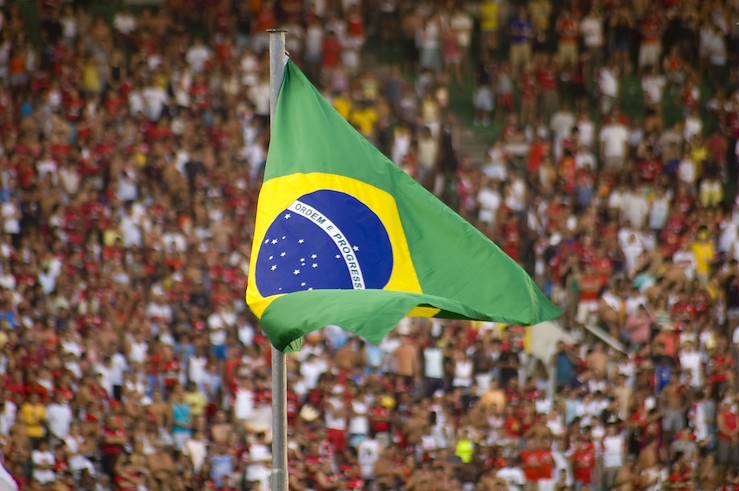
left=455, top=428, right=475, bottom=463
left=21, top=393, right=47, bottom=446
left=480, top=0, right=501, bottom=50
left=348, top=102, right=378, bottom=139
left=691, top=227, right=715, bottom=282
left=333, top=91, right=353, bottom=120
left=82, top=57, right=102, bottom=95
left=184, top=382, right=207, bottom=418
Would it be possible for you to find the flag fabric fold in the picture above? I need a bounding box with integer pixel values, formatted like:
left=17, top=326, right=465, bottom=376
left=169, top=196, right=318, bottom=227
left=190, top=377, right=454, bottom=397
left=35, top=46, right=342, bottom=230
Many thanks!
left=246, top=60, right=561, bottom=351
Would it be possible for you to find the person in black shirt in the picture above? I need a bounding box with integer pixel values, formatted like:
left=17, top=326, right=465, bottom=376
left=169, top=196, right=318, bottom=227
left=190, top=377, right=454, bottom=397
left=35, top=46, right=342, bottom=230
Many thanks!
left=498, top=348, right=519, bottom=389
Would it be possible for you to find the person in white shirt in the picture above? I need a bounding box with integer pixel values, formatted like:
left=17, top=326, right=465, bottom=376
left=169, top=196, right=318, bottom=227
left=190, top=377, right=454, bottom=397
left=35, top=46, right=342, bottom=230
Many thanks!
left=599, top=118, right=629, bottom=169
left=348, top=389, right=370, bottom=447
left=46, top=392, right=73, bottom=441
left=684, top=110, right=703, bottom=142
left=305, top=20, right=324, bottom=67
left=183, top=429, right=208, bottom=473
left=575, top=112, right=595, bottom=149
left=324, top=393, right=347, bottom=448
left=358, top=435, right=381, bottom=480
left=672, top=245, right=697, bottom=281
left=598, top=64, right=619, bottom=113
left=550, top=108, right=575, bottom=162
left=188, top=346, right=208, bottom=390
left=391, top=127, right=411, bottom=165
left=110, top=351, right=128, bottom=401
left=423, top=344, right=445, bottom=396
left=451, top=349, right=473, bottom=389
left=248, top=76, right=270, bottom=118
left=650, top=188, right=672, bottom=231
left=580, top=9, right=603, bottom=59
left=621, top=190, right=650, bottom=229
left=482, top=145, right=508, bottom=182
left=620, top=230, right=645, bottom=274
left=245, top=433, right=271, bottom=491
left=127, top=331, right=148, bottom=365
left=496, top=459, right=526, bottom=491
left=142, top=84, right=169, bottom=122
left=478, top=180, right=502, bottom=226
left=208, top=304, right=236, bottom=360
left=642, top=67, right=666, bottom=108
left=0, top=456, right=18, bottom=491
left=0, top=396, right=15, bottom=437
left=95, top=360, right=114, bottom=399
left=113, top=8, right=136, bottom=35
left=185, top=39, right=211, bottom=74
left=32, top=440, right=56, bottom=485
left=601, top=425, right=625, bottom=489
left=300, top=353, right=328, bottom=391
left=233, top=378, right=254, bottom=422
left=679, top=340, right=703, bottom=388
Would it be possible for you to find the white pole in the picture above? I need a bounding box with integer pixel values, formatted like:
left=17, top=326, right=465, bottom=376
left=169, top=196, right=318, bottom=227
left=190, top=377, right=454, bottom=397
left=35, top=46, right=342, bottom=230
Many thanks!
left=268, top=29, right=288, bottom=491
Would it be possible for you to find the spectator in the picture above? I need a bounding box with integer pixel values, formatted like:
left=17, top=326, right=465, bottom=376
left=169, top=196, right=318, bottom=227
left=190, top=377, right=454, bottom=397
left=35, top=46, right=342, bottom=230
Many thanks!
left=509, top=7, right=533, bottom=74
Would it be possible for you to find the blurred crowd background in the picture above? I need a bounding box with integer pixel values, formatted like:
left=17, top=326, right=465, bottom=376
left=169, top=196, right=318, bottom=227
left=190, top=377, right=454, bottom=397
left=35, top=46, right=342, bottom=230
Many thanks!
left=1, top=0, right=739, bottom=490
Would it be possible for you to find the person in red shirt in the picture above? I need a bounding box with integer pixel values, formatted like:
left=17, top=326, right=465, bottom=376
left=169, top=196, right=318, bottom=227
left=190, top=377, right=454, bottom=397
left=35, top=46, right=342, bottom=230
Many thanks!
left=572, top=437, right=596, bottom=487
left=579, top=273, right=603, bottom=324
left=556, top=7, right=579, bottom=67
left=528, top=135, right=550, bottom=174
left=369, top=401, right=391, bottom=435
left=535, top=441, right=555, bottom=484
left=521, top=439, right=541, bottom=484
left=717, top=400, right=739, bottom=469
left=100, top=415, right=127, bottom=483
left=503, top=405, right=522, bottom=439
left=322, top=30, right=342, bottom=70
left=161, top=346, right=180, bottom=392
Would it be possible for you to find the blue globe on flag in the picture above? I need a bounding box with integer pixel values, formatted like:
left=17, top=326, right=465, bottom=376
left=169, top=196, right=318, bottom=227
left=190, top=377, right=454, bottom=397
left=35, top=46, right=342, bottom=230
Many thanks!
left=254, top=190, right=394, bottom=297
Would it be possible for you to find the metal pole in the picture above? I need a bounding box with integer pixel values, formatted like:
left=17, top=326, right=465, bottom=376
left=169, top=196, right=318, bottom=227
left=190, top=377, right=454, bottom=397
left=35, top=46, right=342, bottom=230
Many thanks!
left=268, top=29, right=288, bottom=491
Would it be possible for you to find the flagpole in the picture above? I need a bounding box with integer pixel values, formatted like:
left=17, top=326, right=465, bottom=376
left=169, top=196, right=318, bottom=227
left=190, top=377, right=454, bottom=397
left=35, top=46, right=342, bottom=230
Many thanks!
left=268, top=28, right=289, bottom=491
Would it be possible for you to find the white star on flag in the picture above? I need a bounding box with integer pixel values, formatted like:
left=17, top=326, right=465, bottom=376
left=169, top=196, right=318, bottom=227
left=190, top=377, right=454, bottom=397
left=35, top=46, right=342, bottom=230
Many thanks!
left=311, top=254, right=317, bottom=259
left=284, top=213, right=291, bottom=219
left=312, top=263, right=318, bottom=268
left=298, top=239, right=304, bottom=244
left=271, top=239, right=278, bottom=245
left=353, top=245, right=359, bottom=251
left=280, top=252, right=286, bottom=257
left=271, top=265, right=277, bottom=271
left=293, top=269, right=300, bottom=275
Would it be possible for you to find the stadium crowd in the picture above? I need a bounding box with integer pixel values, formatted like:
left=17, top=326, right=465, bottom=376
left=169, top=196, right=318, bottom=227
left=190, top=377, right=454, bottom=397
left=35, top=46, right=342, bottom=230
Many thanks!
left=0, top=0, right=739, bottom=490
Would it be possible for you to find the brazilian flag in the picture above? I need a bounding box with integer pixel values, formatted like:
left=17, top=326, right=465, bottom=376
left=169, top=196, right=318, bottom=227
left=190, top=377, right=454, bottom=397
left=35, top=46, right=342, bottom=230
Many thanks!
left=246, top=61, right=561, bottom=351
